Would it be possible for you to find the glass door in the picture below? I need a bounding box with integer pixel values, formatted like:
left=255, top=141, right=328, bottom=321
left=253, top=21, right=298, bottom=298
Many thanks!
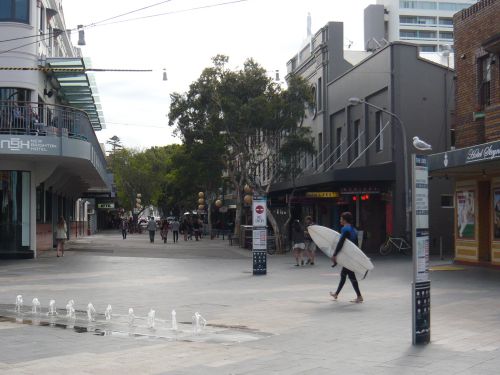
left=0, top=171, right=30, bottom=254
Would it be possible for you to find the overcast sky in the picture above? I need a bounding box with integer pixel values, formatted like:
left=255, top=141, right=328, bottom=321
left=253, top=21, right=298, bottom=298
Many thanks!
left=62, top=0, right=374, bottom=151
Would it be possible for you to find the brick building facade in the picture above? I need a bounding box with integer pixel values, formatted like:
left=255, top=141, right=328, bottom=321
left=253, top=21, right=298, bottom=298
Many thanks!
left=454, top=0, right=500, bottom=148
left=429, top=0, right=500, bottom=265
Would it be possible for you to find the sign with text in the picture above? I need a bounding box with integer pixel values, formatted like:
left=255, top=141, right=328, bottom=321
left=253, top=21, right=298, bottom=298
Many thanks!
left=97, top=203, right=115, bottom=209
left=305, top=191, right=339, bottom=198
left=0, top=136, right=58, bottom=155
left=252, top=228, right=267, bottom=250
left=412, top=154, right=430, bottom=345
left=252, top=197, right=267, bottom=227
left=252, top=195, right=267, bottom=275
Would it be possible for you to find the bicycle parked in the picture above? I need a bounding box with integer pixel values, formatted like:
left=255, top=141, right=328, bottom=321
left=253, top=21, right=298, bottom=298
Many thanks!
left=379, top=235, right=411, bottom=256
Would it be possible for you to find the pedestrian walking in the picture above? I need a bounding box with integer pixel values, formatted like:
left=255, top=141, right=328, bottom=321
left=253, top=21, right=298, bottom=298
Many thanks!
left=160, top=219, right=169, bottom=243
left=120, top=218, right=128, bottom=239
left=193, top=218, right=201, bottom=241
left=304, top=216, right=316, bottom=265
left=171, top=218, right=180, bottom=243
left=291, top=219, right=306, bottom=266
left=180, top=219, right=187, bottom=241
left=147, top=217, right=157, bottom=243
left=330, top=212, right=363, bottom=303
left=55, top=216, right=67, bottom=257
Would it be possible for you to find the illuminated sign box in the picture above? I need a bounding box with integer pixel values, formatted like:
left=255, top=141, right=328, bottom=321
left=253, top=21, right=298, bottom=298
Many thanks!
left=97, top=203, right=115, bottom=209
left=305, top=192, right=339, bottom=198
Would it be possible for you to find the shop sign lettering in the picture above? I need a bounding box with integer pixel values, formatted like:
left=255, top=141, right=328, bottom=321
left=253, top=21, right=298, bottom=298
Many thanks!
left=0, top=138, right=57, bottom=153
left=466, top=145, right=500, bottom=163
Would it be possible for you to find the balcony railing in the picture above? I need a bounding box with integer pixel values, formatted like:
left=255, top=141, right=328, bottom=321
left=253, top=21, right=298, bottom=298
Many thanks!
left=0, top=100, right=106, bottom=176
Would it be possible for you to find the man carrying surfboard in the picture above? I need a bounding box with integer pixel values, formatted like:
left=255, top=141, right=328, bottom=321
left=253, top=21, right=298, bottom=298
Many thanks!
left=330, top=212, right=364, bottom=303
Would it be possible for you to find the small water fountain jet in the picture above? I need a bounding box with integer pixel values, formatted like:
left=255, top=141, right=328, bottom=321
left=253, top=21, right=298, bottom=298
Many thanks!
left=15, top=295, right=23, bottom=313
left=47, top=300, right=57, bottom=316
left=31, top=298, right=41, bottom=314
left=147, top=309, right=156, bottom=329
left=66, top=300, right=75, bottom=319
left=87, top=303, right=96, bottom=322
left=105, top=305, right=112, bottom=321
left=171, top=309, right=178, bottom=331
left=128, top=308, right=135, bottom=326
left=192, top=312, right=206, bottom=334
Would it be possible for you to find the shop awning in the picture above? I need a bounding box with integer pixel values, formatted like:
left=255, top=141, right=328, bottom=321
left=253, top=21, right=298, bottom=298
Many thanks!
left=428, top=140, right=500, bottom=177
left=46, top=57, right=105, bottom=131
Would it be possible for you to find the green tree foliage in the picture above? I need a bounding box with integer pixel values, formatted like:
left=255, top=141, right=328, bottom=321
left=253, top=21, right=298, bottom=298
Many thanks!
left=108, top=143, right=223, bottom=218
left=168, top=55, right=314, bottom=251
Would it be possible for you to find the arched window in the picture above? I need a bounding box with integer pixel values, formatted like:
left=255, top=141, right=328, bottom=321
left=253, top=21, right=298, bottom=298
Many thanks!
left=0, top=0, right=29, bottom=23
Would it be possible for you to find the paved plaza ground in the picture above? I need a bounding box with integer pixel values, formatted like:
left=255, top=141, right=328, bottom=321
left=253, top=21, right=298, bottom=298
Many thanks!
left=1, top=230, right=500, bottom=374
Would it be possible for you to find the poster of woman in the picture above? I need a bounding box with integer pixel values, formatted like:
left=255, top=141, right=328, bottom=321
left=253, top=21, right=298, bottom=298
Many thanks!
left=494, top=190, right=500, bottom=239
left=456, top=191, right=475, bottom=239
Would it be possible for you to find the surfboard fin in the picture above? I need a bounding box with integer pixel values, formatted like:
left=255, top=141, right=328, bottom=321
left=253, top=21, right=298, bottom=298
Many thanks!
left=362, top=270, right=369, bottom=280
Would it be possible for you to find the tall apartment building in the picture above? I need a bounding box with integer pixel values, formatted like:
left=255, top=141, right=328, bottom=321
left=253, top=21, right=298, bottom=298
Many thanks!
left=364, top=0, right=479, bottom=52
left=0, top=0, right=111, bottom=258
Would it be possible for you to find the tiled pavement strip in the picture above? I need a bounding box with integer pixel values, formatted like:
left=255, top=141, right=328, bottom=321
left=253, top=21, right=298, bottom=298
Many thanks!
left=0, top=231, right=500, bottom=374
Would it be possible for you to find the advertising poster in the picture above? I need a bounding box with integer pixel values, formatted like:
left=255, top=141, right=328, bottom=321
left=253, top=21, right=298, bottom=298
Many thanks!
left=456, top=190, right=475, bottom=239
left=494, top=190, right=500, bottom=239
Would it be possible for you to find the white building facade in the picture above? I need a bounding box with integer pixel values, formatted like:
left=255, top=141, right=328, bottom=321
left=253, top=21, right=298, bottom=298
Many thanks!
left=0, top=0, right=109, bottom=258
left=364, top=0, right=479, bottom=52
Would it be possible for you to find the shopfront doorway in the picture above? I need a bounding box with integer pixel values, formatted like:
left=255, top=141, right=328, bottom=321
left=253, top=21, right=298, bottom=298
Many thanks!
left=0, top=171, right=31, bottom=257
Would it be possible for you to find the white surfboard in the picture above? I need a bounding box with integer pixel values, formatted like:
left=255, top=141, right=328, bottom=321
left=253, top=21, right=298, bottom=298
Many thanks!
left=307, top=225, right=374, bottom=279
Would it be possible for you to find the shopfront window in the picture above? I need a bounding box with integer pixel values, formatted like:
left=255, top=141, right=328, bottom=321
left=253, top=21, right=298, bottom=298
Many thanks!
left=0, top=171, right=30, bottom=253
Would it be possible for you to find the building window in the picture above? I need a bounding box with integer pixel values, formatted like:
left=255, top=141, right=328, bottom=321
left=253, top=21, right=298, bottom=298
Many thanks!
left=439, top=2, right=474, bottom=11
left=0, top=88, right=30, bottom=101
left=317, top=132, right=323, bottom=169
left=438, top=17, right=453, bottom=26
left=400, top=30, right=437, bottom=40
left=419, top=30, right=437, bottom=39
left=336, top=127, right=342, bottom=162
left=376, top=111, right=383, bottom=152
left=39, top=4, right=45, bottom=34
left=309, top=85, right=316, bottom=115
left=399, top=1, right=437, bottom=10
left=420, top=45, right=437, bottom=52
left=353, top=120, right=360, bottom=159
left=439, top=31, right=454, bottom=40
left=400, top=15, right=436, bottom=26
left=479, top=54, right=492, bottom=108
left=0, top=0, right=29, bottom=23
left=317, top=77, right=322, bottom=111
left=441, top=195, right=454, bottom=208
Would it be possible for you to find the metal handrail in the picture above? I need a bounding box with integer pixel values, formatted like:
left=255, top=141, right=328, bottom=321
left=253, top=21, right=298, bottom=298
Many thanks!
left=0, top=100, right=107, bottom=174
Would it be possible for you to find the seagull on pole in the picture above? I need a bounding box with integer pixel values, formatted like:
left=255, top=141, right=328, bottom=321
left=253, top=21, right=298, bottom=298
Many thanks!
left=413, top=136, right=432, bottom=151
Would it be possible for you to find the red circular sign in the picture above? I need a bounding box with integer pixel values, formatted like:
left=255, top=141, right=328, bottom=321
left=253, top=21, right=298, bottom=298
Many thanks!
left=255, top=205, right=264, bottom=214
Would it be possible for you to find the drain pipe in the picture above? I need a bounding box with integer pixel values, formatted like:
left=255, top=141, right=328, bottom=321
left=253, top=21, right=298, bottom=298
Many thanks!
left=439, top=236, right=444, bottom=260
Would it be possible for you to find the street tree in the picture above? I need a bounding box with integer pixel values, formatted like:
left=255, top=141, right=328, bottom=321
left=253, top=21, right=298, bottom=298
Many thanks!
left=107, top=147, right=165, bottom=220
left=106, top=135, right=123, bottom=154
left=168, top=55, right=314, bottom=252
